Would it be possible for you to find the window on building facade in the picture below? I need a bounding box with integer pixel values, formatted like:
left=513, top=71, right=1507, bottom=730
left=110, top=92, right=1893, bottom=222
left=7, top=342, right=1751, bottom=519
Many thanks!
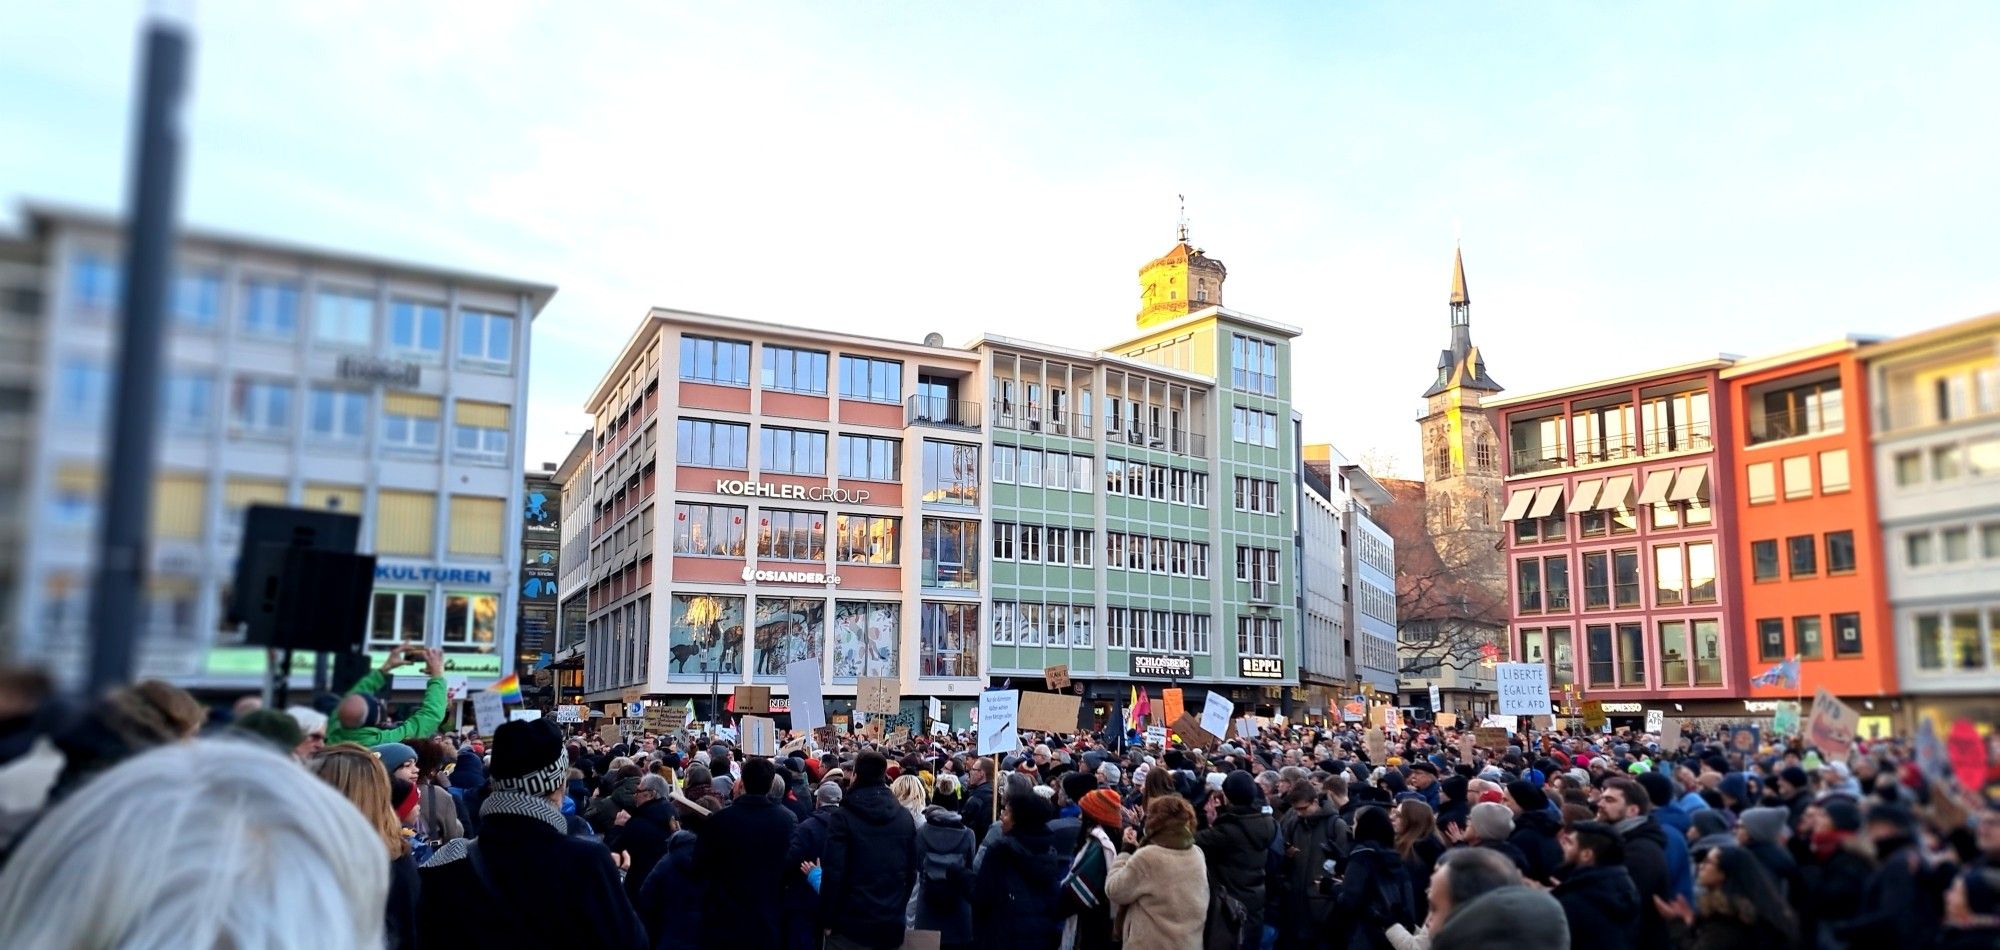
left=1787, top=534, right=1817, bottom=577
left=1231, top=407, right=1279, bottom=447
left=760, top=426, right=828, bottom=476
left=1758, top=617, right=1787, bottom=662
left=921, top=441, right=980, bottom=506
left=1516, top=558, right=1543, bottom=612
left=1794, top=615, right=1823, bottom=660
left=442, top=591, right=499, bottom=647
left=761, top=345, right=829, bottom=394
left=1751, top=377, right=1843, bottom=443
left=837, top=434, right=900, bottom=481
left=835, top=514, right=898, bottom=564
left=838, top=355, right=903, bottom=403
left=1746, top=462, right=1776, bottom=505
left=920, top=518, right=978, bottom=589
left=70, top=251, right=121, bottom=312
left=307, top=387, right=368, bottom=445
left=1782, top=456, right=1812, bottom=500
left=382, top=393, right=442, bottom=453
left=676, top=418, right=749, bottom=468
left=230, top=378, right=293, bottom=439
left=830, top=601, right=897, bottom=680
left=1475, top=439, right=1494, bottom=472
left=1825, top=530, right=1856, bottom=574
left=1617, top=622, right=1646, bottom=687
left=452, top=401, right=510, bottom=463
left=370, top=591, right=429, bottom=646
left=919, top=602, right=979, bottom=678
left=1641, top=388, right=1711, bottom=453
left=673, top=502, right=747, bottom=556
left=1833, top=612, right=1862, bottom=658
left=390, top=300, right=444, bottom=359
left=1230, top=334, right=1278, bottom=395
left=1237, top=616, right=1281, bottom=656
left=679, top=335, right=750, bottom=386
left=1820, top=449, right=1851, bottom=493
left=758, top=509, right=826, bottom=561
left=1750, top=539, right=1779, bottom=581
left=312, top=289, right=374, bottom=348
left=241, top=278, right=300, bottom=338
left=164, top=372, right=215, bottom=432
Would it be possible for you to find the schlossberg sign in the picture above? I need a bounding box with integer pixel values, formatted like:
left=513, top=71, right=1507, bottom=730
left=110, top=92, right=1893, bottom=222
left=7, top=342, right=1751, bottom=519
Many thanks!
left=714, top=479, right=872, bottom=504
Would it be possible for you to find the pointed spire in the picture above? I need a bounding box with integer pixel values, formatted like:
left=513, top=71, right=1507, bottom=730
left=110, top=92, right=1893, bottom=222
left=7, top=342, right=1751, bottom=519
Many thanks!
left=1449, top=244, right=1469, bottom=306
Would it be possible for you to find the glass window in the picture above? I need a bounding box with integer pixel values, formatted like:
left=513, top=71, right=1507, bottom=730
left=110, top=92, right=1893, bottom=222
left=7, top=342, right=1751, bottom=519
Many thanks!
left=838, top=355, right=902, bottom=403
left=837, top=435, right=900, bottom=481
left=1692, top=619, right=1722, bottom=685
left=1819, top=449, right=1851, bottom=493
left=312, top=289, right=374, bottom=347
left=1751, top=539, right=1779, bottom=581
left=458, top=309, right=514, bottom=367
left=919, top=602, right=979, bottom=678
left=991, top=445, right=1014, bottom=484
left=1586, top=624, right=1614, bottom=687
left=381, top=395, right=442, bottom=452
left=672, top=502, right=747, bottom=556
left=389, top=300, right=445, bottom=358
left=1686, top=542, right=1716, bottom=604
left=306, top=387, right=367, bottom=444
left=1916, top=613, right=1943, bottom=670
left=1969, top=437, right=2000, bottom=476
left=1787, top=535, right=1818, bottom=577
left=1752, top=377, right=1842, bottom=443
left=1825, top=530, right=1857, bottom=574
left=369, top=591, right=428, bottom=646
left=1516, top=558, right=1542, bottom=612
left=1659, top=620, right=1689, bottom=686
left=1654, top=545, right=1684, bottom=606
left=759, top=426, right=828, bottom=476
left=230, top=379, right=292, bottom=437
left=920, top=518, right=979, bottom=589
left=1581, top=551, right=1610, bottom=609
left=1833, top=612, right=1862, bottom=658
left=1933, top=445, right=1962, bottom=481
left=55, top=359, right=110, bottom=421
left=991, top=522, right=1015, bottom=561
left=675, top=418, right=749, bottom=468
left=921, top=442, right=980, bottom=506
left=1613, top=549, right=1641, bottom=608
left=1982, top=522, right=2000, bottom=559
left=1894, top=451, right=1923, bottom=486
left=1617, top=622, right=1646, bottom=687
left=679, top=335, right=751, bottom=386
left=668, top=594, right=745, bottom=681
left=1793, top=615, right=1823, bottom=660
left=1942, top=526, right=1972, bottom=562
left=1782, top=455, right=1813, bottom=500
left=1018, top=449, right=1042, bottom=487
left=163, top=372, right=214, bottom=432
left=1758, top=618, right=1786, bottom=662
left=442, top=592, right=499, bottom=646
left=758, top=509, right=826, bottom=561
left=830, top=601, right=898, bottom=681
left=172, top=270, right=221, bottom=328
left=70, top=251, right=121, bottom=311
left=1745, top=462, right=1776, bottom=504
left=1906, top=531, right=1935, bottom=568
left=1544, top=556, right=1571, bottom=611
left=760, top=345, right=829, bottom=395
left=1950, top=611, right=1983, bottom=671
left=240, top=278, right=300, bottom=338
left=835, top=514, right=899, bottom=564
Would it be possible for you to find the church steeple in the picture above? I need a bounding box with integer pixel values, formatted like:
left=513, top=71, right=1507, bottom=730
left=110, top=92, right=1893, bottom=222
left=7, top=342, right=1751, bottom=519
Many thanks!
left=1423, top=245, right=1500, bottom=398
left=1137, top=200, right=1226, bottom=327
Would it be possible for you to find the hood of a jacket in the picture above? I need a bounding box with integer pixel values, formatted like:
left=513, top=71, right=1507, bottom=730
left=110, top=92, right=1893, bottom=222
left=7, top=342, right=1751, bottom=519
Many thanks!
left=666, top=828, right=698, bottom=856
left=1216, top=808, right=1278, bottom=846
left=923, top=804, right=965, bottom=828
left=1515, top=808, right=1562, bottom=835
left=842, top=783, right=911, bottom=827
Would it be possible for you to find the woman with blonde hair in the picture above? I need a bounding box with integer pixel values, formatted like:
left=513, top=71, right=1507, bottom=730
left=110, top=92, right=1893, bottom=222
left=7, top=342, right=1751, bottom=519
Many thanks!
left=310, top=742, right=420, bottom=948
left=893, top=772, right=931, bottom=829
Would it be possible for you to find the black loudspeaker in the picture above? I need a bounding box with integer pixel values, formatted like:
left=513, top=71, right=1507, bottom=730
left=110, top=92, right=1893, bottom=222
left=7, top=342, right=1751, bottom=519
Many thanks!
left=230, top=504, right=365, bottom=651
left=332, top=649, right=374, bottom=695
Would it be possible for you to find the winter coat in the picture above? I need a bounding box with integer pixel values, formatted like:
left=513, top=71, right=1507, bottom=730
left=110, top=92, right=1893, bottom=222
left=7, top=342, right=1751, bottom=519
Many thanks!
left=1463, top=838, right=1533, bottom=878
left=1552, top=864, right=1641, bottom=950
left=1744, top=839, right=1799, bottom=901
left=450, top=745, right=486, bottom=792
left=637, top=830, right=705, bottom=949
left=693, top=792, right=798, bottom=949
left=324, top=669, right=448, bottom=747
left=1617, top=816, right=1674, bottom=950
left=1833, top=836, right=1940, bottom=949
left=417, top=797, right=645, bottom=947
left=822, top=783, right=921, bottom=949
left=784, top=806, right=838, bottom=950
left=1435, top=797, right=1471, bottom=836
left=1402, top=837, right=1447, bottom=922
left=1330, top=841, right=1416, bottom=950
left=1107, top=839, right=1210, bottom=950
left=386, top=852, right=419, bottom=950
left=1509, top=808, right=1566, bottom=884
left=914, top=806, right=977, bottom=946
left=972, top=824, right=1068, bottom=950
left=960, top=780, right=996, bottom=844
left=1278, top=801, right=1349, bottom=942
left=610, top=799, right=680, bottom=903
left=1655, top=805, right=1697, bottom=902
left=1197, top=805, right=1280, bottom=928
left=1672, top=912, right=1795, bottom=950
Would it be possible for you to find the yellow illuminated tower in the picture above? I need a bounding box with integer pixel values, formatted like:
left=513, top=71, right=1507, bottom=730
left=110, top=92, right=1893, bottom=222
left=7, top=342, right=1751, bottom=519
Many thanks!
left=1418, top=246, right=1504, bottom=537
left=1136, top=200, right=1227, bottom=327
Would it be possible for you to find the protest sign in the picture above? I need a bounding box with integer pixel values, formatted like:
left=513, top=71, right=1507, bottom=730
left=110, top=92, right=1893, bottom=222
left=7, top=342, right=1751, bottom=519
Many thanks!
left=1043, top=665, right=1070, bottom=691
left=742, top=715, right=777, bottom=756
left=1384, top=706, right=1404, bottom=733
left=831, top=713, right=850, bottom=734
left=1145, top=725, right=1167, bottom=748
left=598, top=723, right=619, bottom=745
left=1365, top=726, right=1386, bottom=761
left=508, top=709, right=541, bottom=722
left=1457, top=733, right=1476, bottom=762
left=1772, top=701, right=1801, bottom=738
left=1495, top=663, right=1552, bottom=716
left=1645, top=709, right=1664, bottom=735
left=1236, top=717, right=1256, bottom=740
left=978, top=690, right=1019, bottom=755
left=927, top=696, right=942, bottom=722
left=732, top=685, right=771, bottom=714
left=555, top=705, right=584, bottom=723
left=858, top=677, right=900, bottom=716
left=601, top=702, right=621, bottom=718
left=1531, top=715, right=1554, bottom=731
left=1659, top=716, right=1685, bottom=752
left=473, top=690, right=506, bottom=737
left=643, top=706, right=670, bottom=732
left=1474, top=727, right=1510, bottom=750
left=1428, top=683, right=1442, bottom=712
left=621, top=687, right=643, bottom=705
left=785, top=659, right=826, bottom=731
left=860, top=718, right=884, bottom=741
left=1201, top=691, right=1234, bottom=739
left=1341, top=696, right=1366, bottom=723
left=889, top=725, right=911, bottom=745
left=1948, top=719, right=1990, bottom=792
left=1479, top=715, right=1516, bottom=732
left=659, top=706, right=691, bottom=733
left=1434, top=711, right=1458, bottom=729
left=930, top=720, right=949, bottom=736
left=1020, top=692, right=1082, bottom=733
left=1582, top=701, right=1606, bottom=731
left=1162, top=688, right=1185, bottom=727
left=1171, top=711, right=1218, bottom=748
left=1805, top=687, right=1858, bottom=761
left=1727, top=724, right=1761, bottom=756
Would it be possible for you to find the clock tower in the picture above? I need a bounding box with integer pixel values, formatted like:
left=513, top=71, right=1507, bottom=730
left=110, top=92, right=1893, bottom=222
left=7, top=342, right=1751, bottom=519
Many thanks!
left=1418, top=246, right=1504, bottom=540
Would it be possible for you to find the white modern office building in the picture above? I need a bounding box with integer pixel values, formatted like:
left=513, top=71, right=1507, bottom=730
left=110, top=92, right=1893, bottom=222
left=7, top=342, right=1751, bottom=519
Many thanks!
left=6, top=203, right=554, bottom=694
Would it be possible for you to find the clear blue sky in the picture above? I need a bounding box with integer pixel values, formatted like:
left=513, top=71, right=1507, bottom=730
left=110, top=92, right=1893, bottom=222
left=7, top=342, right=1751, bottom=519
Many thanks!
left=6, top=3, right=1998, bottom=474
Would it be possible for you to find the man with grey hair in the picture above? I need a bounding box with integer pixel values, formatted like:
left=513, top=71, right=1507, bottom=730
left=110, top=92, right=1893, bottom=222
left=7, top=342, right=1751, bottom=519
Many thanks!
left=609, top=772, right=680, bottom=900
left=1097, top=761, right=1123, bottom=793
left=1460, top=801, right=1532, bottom=877
left=1419, top=846, right=1525, bottom=936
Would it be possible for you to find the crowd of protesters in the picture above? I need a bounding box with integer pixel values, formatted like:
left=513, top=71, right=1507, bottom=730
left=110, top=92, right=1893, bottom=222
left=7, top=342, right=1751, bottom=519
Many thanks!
left=0, top=653, right=1996, bottom=950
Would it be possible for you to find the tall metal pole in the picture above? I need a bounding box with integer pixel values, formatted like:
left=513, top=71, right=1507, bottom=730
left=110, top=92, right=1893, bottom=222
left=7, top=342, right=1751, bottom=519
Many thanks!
left=88, top=8, right=191, bottom=696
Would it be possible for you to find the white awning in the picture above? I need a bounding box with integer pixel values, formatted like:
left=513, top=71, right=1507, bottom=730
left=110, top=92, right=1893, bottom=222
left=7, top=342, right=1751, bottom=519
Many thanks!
left=1570, top=479, right=1603, bottom=512
left=1668, top=464, right=1709, bottom=503
left=1635, top=469, right=1676, bottom=507
left=1500, top=488, right=1538, bottom=522
left=1596, top=474, right=1635, bottom=511
left=1528, top=484, right=1565, bottom=519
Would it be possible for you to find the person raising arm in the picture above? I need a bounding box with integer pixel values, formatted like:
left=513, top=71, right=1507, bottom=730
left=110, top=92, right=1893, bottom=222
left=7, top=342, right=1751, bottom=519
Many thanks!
left=326, top=643, right=449, bottom=747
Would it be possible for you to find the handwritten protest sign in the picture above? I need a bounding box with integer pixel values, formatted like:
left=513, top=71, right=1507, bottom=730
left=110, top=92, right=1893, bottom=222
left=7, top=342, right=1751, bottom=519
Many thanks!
left=732, top=686, right=770, bottom=714
left=1495, top=663, right=1552, bottom=716
left=858, top=677, right=900, bottom=716
left=1020, top=692, right=1082, bottom=733
left=1043, top=665, right=1070, bottom=691
left=1201, top=691, right=1234, bottom=739
left=978, top=691, right=1019, bottom=755
left=742, top=715, right=776, bottom=756
left=1162, top=688, right=1185, bottom=727
left=1806, top=687, right=1858, bottom=760
left=473, top=690, right=505, bottom=737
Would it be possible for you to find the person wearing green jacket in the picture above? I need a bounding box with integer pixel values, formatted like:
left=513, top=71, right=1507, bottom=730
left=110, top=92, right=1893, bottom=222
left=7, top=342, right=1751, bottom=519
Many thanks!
left=325, top=642, right=449, bottom=747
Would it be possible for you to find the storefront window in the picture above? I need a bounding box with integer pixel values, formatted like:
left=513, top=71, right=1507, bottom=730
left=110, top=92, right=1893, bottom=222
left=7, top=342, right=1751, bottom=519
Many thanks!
left=669, top=593, right=744, bottom=680
left=442, top=592, right=496, bottom=646
left=753, top=596, right=824, bottom=678
left=919, top=601, right=979, bottom=678
left=831, top=601, right=898, bottom=682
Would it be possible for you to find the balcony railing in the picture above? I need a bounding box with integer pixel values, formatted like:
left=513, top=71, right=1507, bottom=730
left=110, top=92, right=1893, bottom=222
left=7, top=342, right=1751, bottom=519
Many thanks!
left=1511, top=447, right=1568, bottom=475
left=1111, top=424, right=1208, bottom=458
left=1574, top=434, right=1639, bottom=465
left=989, top=402, right=1095, bottom=439
left=906, top=395, right=981, bottom=430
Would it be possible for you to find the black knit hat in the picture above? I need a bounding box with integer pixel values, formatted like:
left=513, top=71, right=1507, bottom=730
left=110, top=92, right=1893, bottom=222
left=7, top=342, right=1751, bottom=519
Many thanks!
left=1060, top=770, right=1098, bottom=804
left=491, top=718, right=567, bottom=794
left=1506, top=779, right=1549, bottom=813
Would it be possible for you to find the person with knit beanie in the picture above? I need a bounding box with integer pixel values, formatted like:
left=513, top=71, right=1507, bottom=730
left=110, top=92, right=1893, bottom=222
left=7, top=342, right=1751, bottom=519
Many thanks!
left=415, top=718, right=643, bottom=946
left=1063, top=788, right=1124, bottom=950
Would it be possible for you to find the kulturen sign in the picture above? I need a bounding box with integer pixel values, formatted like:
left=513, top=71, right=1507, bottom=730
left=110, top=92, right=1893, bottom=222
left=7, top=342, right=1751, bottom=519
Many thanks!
left=375, top=564, right=495, bottom=585
left=715, top=479, right=872, bottom=504
left=741, top=564, right=841, bottom=586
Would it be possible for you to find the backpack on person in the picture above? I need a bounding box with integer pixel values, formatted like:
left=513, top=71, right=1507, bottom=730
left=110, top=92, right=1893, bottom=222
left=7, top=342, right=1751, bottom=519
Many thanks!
left=922, top=840, right=971, bottom=907
left=1203, top=884, right=1248, bottom=950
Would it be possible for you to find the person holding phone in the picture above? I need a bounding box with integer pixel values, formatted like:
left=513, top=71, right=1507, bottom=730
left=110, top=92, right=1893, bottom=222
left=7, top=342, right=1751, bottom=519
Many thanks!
left=327, top=641, right=449, bottom=747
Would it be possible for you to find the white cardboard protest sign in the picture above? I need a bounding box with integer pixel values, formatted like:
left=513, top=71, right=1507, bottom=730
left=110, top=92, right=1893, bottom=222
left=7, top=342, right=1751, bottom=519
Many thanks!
left=472, top=690, right=506, bottom=737
left=1200, top=691, right=1234, bottom=739
left=1145, top=725, right=1168, bottom=748
left=1495, top=663, right=1553, bottom=716
left=742, top=715, right=777, bottom=757
left=1236, top=717, right=1256, bottom=740
left=785, top=658, right=827, bottom=732
left=1645, top=709, right=1664, bottom=735
left=978, top=690, right=1019, bottom=755
left=507, top=709, right=541, bottom=722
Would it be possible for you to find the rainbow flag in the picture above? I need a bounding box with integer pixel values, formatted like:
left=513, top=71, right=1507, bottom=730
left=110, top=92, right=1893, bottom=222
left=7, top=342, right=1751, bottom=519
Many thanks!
left=492, top=673, right=522, bottom=705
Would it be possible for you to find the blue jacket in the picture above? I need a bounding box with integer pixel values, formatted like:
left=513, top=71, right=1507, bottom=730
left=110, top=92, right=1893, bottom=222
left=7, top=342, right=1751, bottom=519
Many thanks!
left=638, top=830, right=704, bottom=949
left=1651, top=804, right=1696, bottom=901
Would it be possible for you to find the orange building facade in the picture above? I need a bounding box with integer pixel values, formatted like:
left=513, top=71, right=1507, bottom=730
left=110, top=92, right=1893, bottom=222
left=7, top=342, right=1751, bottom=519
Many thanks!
left=1721, top=341, right=1899, bottom=708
